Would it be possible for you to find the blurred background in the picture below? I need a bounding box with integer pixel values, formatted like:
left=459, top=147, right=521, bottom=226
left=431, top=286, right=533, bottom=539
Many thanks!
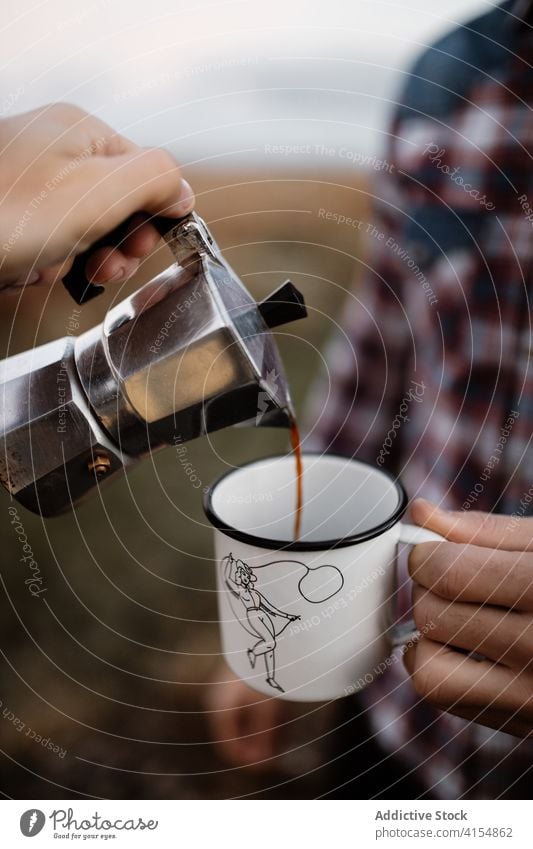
left=1, top=0, right=488, bottom=799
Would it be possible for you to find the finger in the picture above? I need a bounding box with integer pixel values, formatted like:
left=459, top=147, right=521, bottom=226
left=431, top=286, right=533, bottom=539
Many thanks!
left=402, top=641, right=416, bottom=676
left=219, top=702, right=279, bottom=770
left=84, top=246, right=140, bottom=284
left=72, top=150, right=195, bottom=252
left=408, top=540, right=533, bottom=611
left=407, top=636, right=533, bottom=714
left=411, top=498, right=533, bottom=552
left=32, top=259, right=74, bottom=288
left=82, top=215, right=162, bottom=284
left=445, top=704, right=533, bottom=738
left=241, top=694, right=284, bottom=761
left=2, top=270, right=42, bottom=291
left=121, top=215, right=162, bottom=258
left=206, top=676, right=281, bottom=770
left=207, top=680, right=258, bottom=767
left=412, top=586, right=533, bottom=670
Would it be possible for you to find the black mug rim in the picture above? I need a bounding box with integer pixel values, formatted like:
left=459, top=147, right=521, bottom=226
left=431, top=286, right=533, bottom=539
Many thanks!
left=202, top=452, right=409, bottom=552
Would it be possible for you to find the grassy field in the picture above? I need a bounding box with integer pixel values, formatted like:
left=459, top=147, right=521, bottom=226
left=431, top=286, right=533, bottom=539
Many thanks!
left=0, top=164, right=370, bottom=798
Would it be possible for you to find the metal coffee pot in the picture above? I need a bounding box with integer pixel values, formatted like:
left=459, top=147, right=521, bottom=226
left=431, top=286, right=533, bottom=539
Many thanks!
left=0, top=212, right=306, bottom=516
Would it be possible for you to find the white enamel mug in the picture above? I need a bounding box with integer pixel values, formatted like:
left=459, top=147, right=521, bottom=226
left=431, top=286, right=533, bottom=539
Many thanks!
left=203, top=453, right=442, bottom=702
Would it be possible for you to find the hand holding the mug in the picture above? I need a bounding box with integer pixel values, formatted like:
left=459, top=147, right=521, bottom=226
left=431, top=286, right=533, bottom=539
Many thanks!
left=404, top=499, right=533, bottom=738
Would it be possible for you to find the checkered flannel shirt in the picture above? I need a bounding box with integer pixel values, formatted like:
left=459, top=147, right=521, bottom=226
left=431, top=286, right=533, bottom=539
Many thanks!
left=308, top=0, right=533, bottom=798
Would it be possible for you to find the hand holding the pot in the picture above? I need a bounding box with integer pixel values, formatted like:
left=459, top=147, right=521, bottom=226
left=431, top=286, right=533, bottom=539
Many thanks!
left=404, top=500, right=533, bottom=738
left=0, top=104, right=194, bottom=291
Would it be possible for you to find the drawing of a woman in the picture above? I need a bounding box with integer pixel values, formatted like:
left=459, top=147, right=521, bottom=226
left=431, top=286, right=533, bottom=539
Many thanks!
left=223, top=554, right=300, bottom=693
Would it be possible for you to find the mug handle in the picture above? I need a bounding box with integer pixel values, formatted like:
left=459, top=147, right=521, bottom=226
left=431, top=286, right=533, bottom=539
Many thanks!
left=388, top=523, right=445, bottom=648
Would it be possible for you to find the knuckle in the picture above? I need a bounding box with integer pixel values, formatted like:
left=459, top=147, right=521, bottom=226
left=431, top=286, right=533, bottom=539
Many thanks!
left=468, top=510, right=501, bottom=542
left=51, top=102, right=88, bottom=124
left=102, top=132, right=128, bottom=157
left=428, top=542, right=470, bottom=599
left=512, top=675, right=533, bottom=709
left=412, top=588, right=434, bottom=632
left=440, top=559, right=466, bottom=601
left=479, top=512, right=499, bottom=535
left=145, top=145, right=180, bottom=177
left=510, top=619, right=533, bottom=669
left=411, top=660, right=446, bottom=705
left=507, top=558, right=533, bottom=611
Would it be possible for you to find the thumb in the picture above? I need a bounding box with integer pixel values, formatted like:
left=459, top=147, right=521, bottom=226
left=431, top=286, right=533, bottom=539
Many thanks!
left=411, top=498, right=533, bottom=552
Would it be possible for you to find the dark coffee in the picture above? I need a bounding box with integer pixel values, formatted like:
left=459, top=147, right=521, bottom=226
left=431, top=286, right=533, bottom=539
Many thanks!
left=289, top=417, right=303, bottom=540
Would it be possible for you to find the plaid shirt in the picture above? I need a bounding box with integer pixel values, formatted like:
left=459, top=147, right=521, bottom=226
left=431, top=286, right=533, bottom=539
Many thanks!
left=308, top=0, right=533, bottom=798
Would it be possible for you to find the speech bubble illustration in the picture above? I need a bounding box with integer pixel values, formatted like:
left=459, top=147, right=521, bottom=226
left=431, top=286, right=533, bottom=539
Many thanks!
left=297, top=563, right=344, bottom=603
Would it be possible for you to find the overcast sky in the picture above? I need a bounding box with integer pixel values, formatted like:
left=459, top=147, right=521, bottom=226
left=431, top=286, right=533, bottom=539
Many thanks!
left=1, top=0, right=495, bottom=162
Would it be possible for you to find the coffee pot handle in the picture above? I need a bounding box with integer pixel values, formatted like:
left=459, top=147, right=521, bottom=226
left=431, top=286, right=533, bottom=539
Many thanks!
left=61, top=214, right=182, bottom=305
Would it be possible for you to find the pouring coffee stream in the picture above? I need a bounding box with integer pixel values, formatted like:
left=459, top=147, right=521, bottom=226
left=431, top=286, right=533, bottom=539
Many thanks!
left=0, top=212, right=307, bottom=519
left=290, top=417, right=304, bottom=540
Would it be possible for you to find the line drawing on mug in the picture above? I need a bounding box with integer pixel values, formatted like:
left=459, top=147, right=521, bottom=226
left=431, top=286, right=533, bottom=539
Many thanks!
left=222, top=554, right=344, bottom=692
left=223, top=554, right=300, bottom=692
